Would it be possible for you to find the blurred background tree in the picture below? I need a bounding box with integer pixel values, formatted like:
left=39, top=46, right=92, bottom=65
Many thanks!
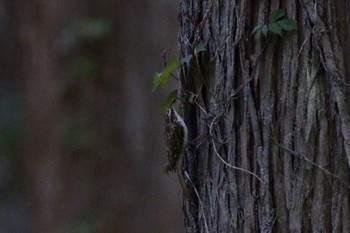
left=0, top=1, right=183, bottom=232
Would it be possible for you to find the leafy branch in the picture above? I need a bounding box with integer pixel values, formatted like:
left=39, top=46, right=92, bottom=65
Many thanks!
left=152, top=41, right=207, bottom=109
left=252, top=9, right=298, bottom=40
left=152, top=57, right=179, bottom=92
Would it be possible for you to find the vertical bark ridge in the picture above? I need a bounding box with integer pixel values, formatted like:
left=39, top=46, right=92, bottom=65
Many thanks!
left=180, top=0, right=350, bottom=232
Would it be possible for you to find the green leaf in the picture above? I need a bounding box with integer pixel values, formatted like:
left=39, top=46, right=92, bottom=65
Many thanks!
left=261, top=25, right=269, bottom=37
left=277, top=18, right=298, bottom=31
left=160, top=90, right=178, bottom=110
left=195, top=41, right=207, bottom=53
left=268, top=23, right=283, bottom=36
left=67, top=218, right=97, bottom=233
left=163, top=164, right=173, bottom=174
left=57, top=117, right=90, bottom=150
left=79, top=18, right=112, bottom=40
left=74, top=57, right=98, bottom=79
left=255, top=29, right=262, bottom=41
left=181, top=55, right=193, bottom=66
left=152, top=58, right=179, bottom=91
left=252, top=25, right=263, bottom=34
left=270, top=9, right=285, bottom=22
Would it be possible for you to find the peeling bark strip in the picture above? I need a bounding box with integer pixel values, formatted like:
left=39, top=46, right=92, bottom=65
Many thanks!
left=179, top=0, right=350, bottom=232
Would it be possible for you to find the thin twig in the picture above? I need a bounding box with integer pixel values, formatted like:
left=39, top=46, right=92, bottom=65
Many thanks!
left=184, top=171, right=210, bottom=233
left=270, top=137, right=350, bottom=190
left=298, top=37, right=308, bottom=57
left=194, top=99, right=208, bottom=115
left=211, top=139, right=265, bottom=184
left=209, top=113, right=222, bottom=137
left=191, top=0, right=216, bottom=49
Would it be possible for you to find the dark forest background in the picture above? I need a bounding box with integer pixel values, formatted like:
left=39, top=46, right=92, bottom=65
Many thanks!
left=0, top=1, right=183, bottom=232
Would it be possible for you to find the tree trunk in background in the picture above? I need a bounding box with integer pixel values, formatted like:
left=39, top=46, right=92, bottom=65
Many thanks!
left=179, top=1, right=350, bottom=232
left=87, top=1, right=184, bottom=232
left=19, top=1, right=67, bottom=231
left=17, top=0, right=183, bottom=232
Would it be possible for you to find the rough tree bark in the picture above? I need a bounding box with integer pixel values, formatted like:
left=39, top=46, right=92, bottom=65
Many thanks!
left=178, top=1, right=350, bottom=232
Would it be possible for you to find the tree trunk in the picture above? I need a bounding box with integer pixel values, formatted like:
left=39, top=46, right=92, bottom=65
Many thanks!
left=179, top=1, right=350, bottom=232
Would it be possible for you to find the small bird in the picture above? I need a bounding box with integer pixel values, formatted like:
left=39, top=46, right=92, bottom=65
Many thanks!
left=164, top=107, right=189, bottom=193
